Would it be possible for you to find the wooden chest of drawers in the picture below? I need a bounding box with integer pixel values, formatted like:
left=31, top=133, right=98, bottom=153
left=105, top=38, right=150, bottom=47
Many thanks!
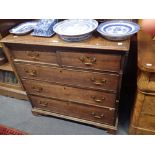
left=129, top=26, right=155, bottom=135
left=1, top=34, right=130, bottom=134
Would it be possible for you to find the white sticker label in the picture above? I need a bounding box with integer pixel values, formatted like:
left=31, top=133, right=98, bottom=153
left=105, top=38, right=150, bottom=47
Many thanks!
left=146, top=63, right=152, bottom=67
left=52, top=40, right=59, bottom=43
left=118, top=42, right=123, bottom=46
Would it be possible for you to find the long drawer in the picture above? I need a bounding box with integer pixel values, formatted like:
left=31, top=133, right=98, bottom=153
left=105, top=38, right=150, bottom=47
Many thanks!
left=30, top=95, right=116, bottom=125
left=11, top=45, right=58, bottom=65
left=59, top=50, right=122, bottom=73
left=15, top=63, right=119, bottom=92
left=22, top=79, right=117, bottom=108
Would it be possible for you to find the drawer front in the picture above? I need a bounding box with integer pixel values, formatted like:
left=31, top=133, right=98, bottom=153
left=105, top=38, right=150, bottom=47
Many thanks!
left=12, top=46, right=58, bottom=65
left=135, top=128, right=155, bottom=135
left=142, top=95, right=155, bottom=116
left=30, top=95, right=116, bottom=125
left=23, top=79, right=117, bottom=108
left=15, top=63, right=119, bottom=92
left=138, top=72, right=155, bottom=93
left=138, top=114, right=155, bottom=131
left=59, top=50, right=121, bottom=72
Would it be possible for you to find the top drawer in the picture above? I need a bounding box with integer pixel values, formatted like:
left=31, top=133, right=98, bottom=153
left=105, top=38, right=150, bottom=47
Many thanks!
left=11, top=45, right=58, bottom=65
left=59, top=50, right=122, bottom=73
left=11, top=45, right=122, bottom=73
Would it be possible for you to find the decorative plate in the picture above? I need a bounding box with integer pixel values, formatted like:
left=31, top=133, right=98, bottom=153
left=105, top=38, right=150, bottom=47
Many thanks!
left=53, top=19, right=98, bottom=40
left=31, top=19, right=57, bottom=37
left=97, top=20, right=140, bottom=41
left=9, top=21, right=38, bottom=35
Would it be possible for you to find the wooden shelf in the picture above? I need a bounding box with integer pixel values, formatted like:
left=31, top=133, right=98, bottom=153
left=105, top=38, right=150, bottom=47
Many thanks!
left=0, top=63, right=13, bottom=72
left=0, top=81, right=21, bottom=89
left=0, top=20, right=28, bottom=100
left=0, top=81, right=28, bottom=100
left=0, top=43, right=27, bottom=100
left=0, top=84, right=28, bottom=100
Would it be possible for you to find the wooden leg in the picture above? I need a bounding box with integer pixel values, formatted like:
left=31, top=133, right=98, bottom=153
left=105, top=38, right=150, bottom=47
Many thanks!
left=106, top=129, right=117, bottom=135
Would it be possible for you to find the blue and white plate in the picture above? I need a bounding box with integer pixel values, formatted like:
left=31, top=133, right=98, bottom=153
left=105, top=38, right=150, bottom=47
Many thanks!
left=31, top=19, right=57, bottom=37
left=97, top=20, right=140, bottom=41
left=53, top=19, right=98, bottom=42
left=9, top=21, right=38, bottom=35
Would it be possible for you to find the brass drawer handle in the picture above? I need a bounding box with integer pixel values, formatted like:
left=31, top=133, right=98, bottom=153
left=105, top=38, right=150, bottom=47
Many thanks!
left=91, top=77, right=106, bottom=85
left=24, top=69, right=37, bottom=77
left=91, top=112, right=104, bottom=119
left=32, top=86, right=43, bottom=93
left=39, top=101, right=48, bottom=107
left=91, top=96, right=105, bottom=103
left=79, top=56, right=96, bottom=66
left=26, top=51, right=40, bottom=60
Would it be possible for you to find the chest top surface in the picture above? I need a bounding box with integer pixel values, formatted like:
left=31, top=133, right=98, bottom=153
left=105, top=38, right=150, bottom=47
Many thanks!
left=1, top=33, right=130, bottom=52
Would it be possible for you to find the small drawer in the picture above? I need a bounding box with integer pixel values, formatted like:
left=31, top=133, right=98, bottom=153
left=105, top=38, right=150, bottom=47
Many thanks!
left=30, top=95, right=116, bottom=125
left=142, top=95, right=155, bottom=116
left=138, top=71, right=155, bottom=93
left=138, top=114, right=155, bottom=131
left=15, top=63, right=119, bottom=92
left=11, top=45, right=58, bottom=65
left=22, top=79, right=117, bottom=108
left=59, top=50, right=121, bottom=72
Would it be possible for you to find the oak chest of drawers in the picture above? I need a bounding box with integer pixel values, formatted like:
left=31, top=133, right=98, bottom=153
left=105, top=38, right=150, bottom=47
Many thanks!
left=1, top=34, right=130, bottom=134
left=129, top=28, right=155, bottom=134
